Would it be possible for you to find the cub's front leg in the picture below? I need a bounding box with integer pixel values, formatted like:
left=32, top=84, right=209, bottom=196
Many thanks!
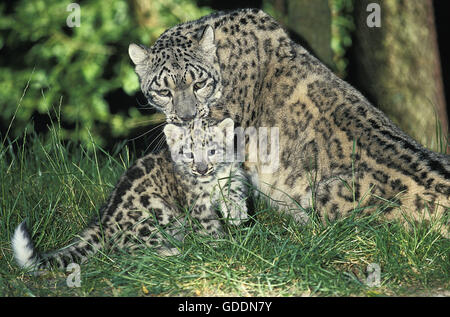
left=190, top=194, right=224, bottom=237
left=213, top=170, right=249, bottom=226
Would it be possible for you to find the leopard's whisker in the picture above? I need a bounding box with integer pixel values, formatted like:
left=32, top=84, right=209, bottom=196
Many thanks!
left=136, top=98, right=150, bottom=108
left=128, top=122, right=165, bottom=142
left=154, top=133, right=167, bottom=153
left=143, top=130, right=165, bottom=155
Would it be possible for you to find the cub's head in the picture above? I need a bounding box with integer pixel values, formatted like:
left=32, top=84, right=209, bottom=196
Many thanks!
left=164, top=118, right=234, bottom=181
left=129, top=25, right=222, bottom=123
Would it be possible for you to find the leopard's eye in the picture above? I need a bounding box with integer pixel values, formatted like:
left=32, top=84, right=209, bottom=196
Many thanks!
left=156, top=89, right=171, bottom=97
left=193, top=80, right=207, bottom=90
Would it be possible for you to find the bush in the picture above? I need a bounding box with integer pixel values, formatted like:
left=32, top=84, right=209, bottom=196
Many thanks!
left=0, top=0, right=211, bottom=146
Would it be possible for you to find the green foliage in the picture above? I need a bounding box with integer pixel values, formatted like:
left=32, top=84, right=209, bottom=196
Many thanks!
left=0, top=0, right=211, bottom=146
left=261, top=0, right=287, bottom=25
left=329, top=0, right=355, bottom=77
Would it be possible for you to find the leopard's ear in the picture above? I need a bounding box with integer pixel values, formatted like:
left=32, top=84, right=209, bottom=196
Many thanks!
left=164, top=124, right=183, bottom=147
left=128, top=43, right=150, bottom=65
left=198, top=25, right=215, bottom=54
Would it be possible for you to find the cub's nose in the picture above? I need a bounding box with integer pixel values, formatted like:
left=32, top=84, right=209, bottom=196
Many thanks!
left=195, top=162, right=208, bottom=175
left=178, top=109, right=197, bottom=121
left=180, top=113, right=195, bottom=121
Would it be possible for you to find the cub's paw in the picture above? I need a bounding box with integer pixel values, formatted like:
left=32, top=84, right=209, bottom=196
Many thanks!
left=157, top=247, right=181, bottom=257
left=222, top=200, right=249, bottom=226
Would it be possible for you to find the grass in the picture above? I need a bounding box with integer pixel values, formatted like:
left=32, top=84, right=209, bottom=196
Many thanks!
left=0, top=119, right=449, bottom=297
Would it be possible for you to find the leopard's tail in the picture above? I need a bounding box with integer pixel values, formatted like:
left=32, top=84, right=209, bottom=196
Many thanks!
left=11, top=221, right=104, bottom=272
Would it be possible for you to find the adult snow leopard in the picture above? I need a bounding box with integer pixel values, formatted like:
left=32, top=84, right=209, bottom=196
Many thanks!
left=128, top=8, right=449, bottom=229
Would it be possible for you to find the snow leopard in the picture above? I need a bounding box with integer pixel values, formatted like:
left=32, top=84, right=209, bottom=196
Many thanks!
left=128, top=8, right=449, bottom=232
left=12, top=118, right=248, bottom=271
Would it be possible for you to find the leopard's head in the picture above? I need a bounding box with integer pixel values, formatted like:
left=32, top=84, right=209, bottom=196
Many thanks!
left=129, top=25, right=222, bottom=123
left=164, top=118, right=234, bottom=181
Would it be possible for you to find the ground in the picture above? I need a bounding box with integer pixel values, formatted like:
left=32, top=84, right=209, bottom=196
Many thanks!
left=0, top=125, right=448, bottom=297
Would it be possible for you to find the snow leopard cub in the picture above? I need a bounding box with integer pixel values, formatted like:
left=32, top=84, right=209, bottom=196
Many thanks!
left=12, top=118, right=248, bottom=271
left=164, top=117, right=249, bottom=228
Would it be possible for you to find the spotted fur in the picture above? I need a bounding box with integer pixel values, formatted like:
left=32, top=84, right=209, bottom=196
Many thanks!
left=129, top=9, right=449, bottom=232
left=12, top=119, right=248, bottom=271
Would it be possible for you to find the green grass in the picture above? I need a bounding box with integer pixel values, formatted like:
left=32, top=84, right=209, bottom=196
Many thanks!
left=1, top=121, right=449, bottom=297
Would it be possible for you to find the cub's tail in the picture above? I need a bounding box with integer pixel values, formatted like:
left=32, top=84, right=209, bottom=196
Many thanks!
left=11, top=222, right=41, bottom=270
left=11, top=221, right=103, bottom=271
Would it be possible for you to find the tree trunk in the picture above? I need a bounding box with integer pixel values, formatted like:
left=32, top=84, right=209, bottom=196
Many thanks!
left=349, top=0, right=448, bottom=152
left=284, top=0, right=336, bottom=70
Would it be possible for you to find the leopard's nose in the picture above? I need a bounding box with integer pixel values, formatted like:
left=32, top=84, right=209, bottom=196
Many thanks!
left=195, top=162, right=208, bottom=175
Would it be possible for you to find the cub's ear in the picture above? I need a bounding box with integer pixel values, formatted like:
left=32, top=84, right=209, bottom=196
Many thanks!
left=198, top=25, right=216, bottom=54
left=218, top=118, right=234, bottom=133
left=164, top=124, right=183, bottom=147
left=128, top=43, right=150, bottom=65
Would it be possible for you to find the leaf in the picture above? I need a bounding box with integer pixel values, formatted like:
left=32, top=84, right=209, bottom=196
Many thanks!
left=142, top=285, right=150, bottom=295
left=122, top=66, right=140, bottom=95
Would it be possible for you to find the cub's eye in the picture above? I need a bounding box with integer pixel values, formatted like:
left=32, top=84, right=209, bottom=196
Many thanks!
left=193, top=80, right=207, bottom=90
left=208, top=149, right=216, bottom=156
left=184, top=151, right=194, bottom=159
left=156, top=89, right=171, bottom=97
